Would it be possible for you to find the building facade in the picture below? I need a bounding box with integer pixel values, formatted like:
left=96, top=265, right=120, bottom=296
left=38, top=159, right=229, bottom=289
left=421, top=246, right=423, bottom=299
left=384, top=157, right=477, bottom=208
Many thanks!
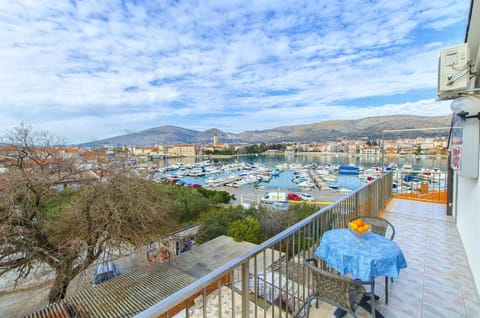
left=446, top=0, right=480, bottom=293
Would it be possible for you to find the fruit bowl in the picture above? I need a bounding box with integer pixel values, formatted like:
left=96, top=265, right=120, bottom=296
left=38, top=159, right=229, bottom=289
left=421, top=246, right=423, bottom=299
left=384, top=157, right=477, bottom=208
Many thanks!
left=348, top=226, right=371, bottom=239
left=348, top=219, right=371, bottom=239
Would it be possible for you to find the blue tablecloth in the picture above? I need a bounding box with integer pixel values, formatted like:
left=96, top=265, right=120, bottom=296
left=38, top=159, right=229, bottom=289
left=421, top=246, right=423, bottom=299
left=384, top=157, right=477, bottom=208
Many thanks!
left=315, top=229, right=407, bottom=281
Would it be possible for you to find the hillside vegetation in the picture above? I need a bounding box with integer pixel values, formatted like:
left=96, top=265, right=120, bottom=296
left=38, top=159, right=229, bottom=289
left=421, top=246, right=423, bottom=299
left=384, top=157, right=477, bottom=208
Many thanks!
left=85, top=114, right=451, bottom=146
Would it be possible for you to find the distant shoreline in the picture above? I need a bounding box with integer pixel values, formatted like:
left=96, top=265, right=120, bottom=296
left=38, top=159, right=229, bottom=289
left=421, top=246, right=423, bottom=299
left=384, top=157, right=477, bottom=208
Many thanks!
left=292, top=152, right=448, bottom=159
left=203, top=152, right=448, bottom=159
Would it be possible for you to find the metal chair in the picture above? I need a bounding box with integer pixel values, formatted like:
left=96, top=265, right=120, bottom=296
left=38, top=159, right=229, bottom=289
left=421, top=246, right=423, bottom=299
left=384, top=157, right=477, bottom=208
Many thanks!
left=347, top=215, right=396, bottom=304
left=301, top=258, right=366, bottom=318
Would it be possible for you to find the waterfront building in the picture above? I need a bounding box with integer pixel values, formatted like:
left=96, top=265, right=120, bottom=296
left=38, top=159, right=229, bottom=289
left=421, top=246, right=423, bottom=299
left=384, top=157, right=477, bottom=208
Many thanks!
left=213, top=130, right=218, bottom=147
left=131, top=146, right=159, bottom=156
left=168, top=143, right=197, bottom=157
left=202, top=130, right=230, bottom=154
left=358, top=145, right=380, bottom=155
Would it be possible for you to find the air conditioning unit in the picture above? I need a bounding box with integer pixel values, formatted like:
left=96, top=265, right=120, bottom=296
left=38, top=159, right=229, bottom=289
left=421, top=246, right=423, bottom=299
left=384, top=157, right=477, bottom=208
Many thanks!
left=438, top=43, right=471, bottom=100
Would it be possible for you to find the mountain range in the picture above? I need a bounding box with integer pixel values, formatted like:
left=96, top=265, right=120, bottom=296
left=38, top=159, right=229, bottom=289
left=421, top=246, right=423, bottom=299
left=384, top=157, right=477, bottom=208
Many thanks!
left=84, top=115, right=452, bottom=146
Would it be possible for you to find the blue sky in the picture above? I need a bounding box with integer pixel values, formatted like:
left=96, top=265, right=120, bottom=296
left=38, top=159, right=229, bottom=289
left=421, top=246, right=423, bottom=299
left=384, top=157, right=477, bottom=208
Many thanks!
left=0, top=0, right=471, bottom=144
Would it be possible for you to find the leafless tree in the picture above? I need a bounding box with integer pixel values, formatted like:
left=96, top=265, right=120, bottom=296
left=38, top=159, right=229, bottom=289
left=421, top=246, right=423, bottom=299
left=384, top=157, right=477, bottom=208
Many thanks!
left=0, top=125, right=175, bottom=303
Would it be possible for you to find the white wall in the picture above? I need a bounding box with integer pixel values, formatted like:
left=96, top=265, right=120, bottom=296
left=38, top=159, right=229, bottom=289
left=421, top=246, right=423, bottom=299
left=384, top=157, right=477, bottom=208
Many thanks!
left=456, top=0, right=480, bottom=292
left=456, top=173, right=480, bottom=293
left=454, top=97, right=480, bottom=293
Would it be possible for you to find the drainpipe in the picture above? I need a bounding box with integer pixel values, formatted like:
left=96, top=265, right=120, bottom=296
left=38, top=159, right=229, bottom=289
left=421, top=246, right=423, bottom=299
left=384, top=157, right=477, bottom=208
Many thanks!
left=447, top=116, right=454, bottom=216
left=446, top=149, right=454, bottom=216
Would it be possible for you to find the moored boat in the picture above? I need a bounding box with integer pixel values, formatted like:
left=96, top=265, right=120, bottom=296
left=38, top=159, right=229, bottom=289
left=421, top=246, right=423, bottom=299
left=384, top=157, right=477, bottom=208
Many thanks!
left=338, top=165, right=360, bottom=175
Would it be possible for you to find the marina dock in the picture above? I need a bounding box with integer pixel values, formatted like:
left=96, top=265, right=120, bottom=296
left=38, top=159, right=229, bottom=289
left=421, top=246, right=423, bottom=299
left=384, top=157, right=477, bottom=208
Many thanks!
left=308, top=168, right=329, bottom=190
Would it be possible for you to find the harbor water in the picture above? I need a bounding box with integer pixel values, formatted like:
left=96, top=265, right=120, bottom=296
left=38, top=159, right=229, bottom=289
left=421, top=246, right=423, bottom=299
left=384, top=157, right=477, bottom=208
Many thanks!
left=154, top=153, right=448, bottom=192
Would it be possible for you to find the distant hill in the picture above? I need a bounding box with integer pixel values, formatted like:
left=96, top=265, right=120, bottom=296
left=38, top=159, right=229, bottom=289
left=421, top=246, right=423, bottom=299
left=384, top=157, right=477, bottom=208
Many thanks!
left=83, top=115, right=452, bottom=146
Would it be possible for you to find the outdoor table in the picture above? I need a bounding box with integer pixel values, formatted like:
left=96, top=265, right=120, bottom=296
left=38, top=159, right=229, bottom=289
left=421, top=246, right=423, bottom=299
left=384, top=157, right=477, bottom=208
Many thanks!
left=315, top=228, right=407, bottom=318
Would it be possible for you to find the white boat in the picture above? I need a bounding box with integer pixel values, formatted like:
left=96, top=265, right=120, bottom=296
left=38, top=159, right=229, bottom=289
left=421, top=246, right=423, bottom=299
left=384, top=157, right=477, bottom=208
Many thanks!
left=421, top=168, right=432, bottom=177
left=320, top=175, right=337, bottom=182
left=261, top=175, right=272, bottom=182
left=316, top=168, right=331, bottom=175
left=387, top=162, right=398, bottom=170
left=204, top=177, right=216, bottom=185
left=298, top=181, right=315, bottom=188
left=272, top=168, right=281, bottom=176
left=402, top=164, right=413, bottom=173
left=359, top=168, right=382, bottom=180
left=289, top=163, right=303, bottom=170
left=432, top=167, right=442, bottom=174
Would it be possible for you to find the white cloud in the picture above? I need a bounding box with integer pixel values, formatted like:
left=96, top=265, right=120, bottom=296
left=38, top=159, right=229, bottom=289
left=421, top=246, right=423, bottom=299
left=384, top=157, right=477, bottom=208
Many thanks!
left=180, top=99, right=453, bottom=135
left=0, top=0, right=470, bottom=143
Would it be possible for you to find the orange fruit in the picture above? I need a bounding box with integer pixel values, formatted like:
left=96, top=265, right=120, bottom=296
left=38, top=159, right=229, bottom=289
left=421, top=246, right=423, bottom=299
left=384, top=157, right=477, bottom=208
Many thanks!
left=356, top=219, right=365, bottom=227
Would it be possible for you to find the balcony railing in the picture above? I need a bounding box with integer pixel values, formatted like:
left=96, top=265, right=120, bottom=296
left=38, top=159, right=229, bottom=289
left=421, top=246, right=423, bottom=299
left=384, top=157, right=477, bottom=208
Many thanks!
left=391, top=169, right=447, bottom=204
left=135, top=173, right=394, bottom=318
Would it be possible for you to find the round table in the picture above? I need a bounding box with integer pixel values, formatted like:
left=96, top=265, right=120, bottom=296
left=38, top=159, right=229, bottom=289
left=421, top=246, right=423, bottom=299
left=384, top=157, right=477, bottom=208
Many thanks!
left=315, top=228, right=407, bottom=318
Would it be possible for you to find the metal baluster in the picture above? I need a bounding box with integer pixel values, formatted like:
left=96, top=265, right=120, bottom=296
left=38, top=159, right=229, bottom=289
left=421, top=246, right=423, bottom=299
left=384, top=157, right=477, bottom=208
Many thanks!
left=242, top=262, right=249, bottom=318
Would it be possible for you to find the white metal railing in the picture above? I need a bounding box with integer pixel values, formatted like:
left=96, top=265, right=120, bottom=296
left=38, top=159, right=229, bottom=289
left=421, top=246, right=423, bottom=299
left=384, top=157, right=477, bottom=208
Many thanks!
left=135, top=173, right=393, bottom=318
left=392, top=169, right=447, bottom=204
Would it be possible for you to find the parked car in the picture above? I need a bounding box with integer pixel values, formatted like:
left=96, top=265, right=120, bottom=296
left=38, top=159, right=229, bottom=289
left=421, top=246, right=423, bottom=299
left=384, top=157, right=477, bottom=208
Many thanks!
left=92, top=261, right=119, bottom=285
left=287, top=192, right=302, bottom=201
left=299, top=193, right=314, bottom=201
left=260, top=192, right=287, bottom=203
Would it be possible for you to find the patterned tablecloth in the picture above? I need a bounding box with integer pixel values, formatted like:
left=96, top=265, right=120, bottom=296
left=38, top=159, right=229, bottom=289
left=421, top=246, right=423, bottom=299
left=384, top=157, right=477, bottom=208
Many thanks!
left=315, top=228, right=407, bottom=281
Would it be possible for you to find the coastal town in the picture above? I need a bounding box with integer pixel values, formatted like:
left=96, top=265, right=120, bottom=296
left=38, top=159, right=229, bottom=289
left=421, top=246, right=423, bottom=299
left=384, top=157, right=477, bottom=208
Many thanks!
left=127, top=135, right=449, bottom=159
left=14, top=132, right=448, bottom=163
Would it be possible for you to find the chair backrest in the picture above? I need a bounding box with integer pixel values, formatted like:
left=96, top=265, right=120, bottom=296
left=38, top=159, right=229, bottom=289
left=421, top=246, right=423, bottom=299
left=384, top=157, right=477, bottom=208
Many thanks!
left=348, top=215, right=395, bottom=240
left=303, top=259, right=365, bottom=315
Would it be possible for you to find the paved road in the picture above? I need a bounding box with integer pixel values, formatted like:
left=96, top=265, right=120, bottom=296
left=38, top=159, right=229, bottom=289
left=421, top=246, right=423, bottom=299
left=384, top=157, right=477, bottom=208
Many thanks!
left=214, top=186, right=347, bottom=206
